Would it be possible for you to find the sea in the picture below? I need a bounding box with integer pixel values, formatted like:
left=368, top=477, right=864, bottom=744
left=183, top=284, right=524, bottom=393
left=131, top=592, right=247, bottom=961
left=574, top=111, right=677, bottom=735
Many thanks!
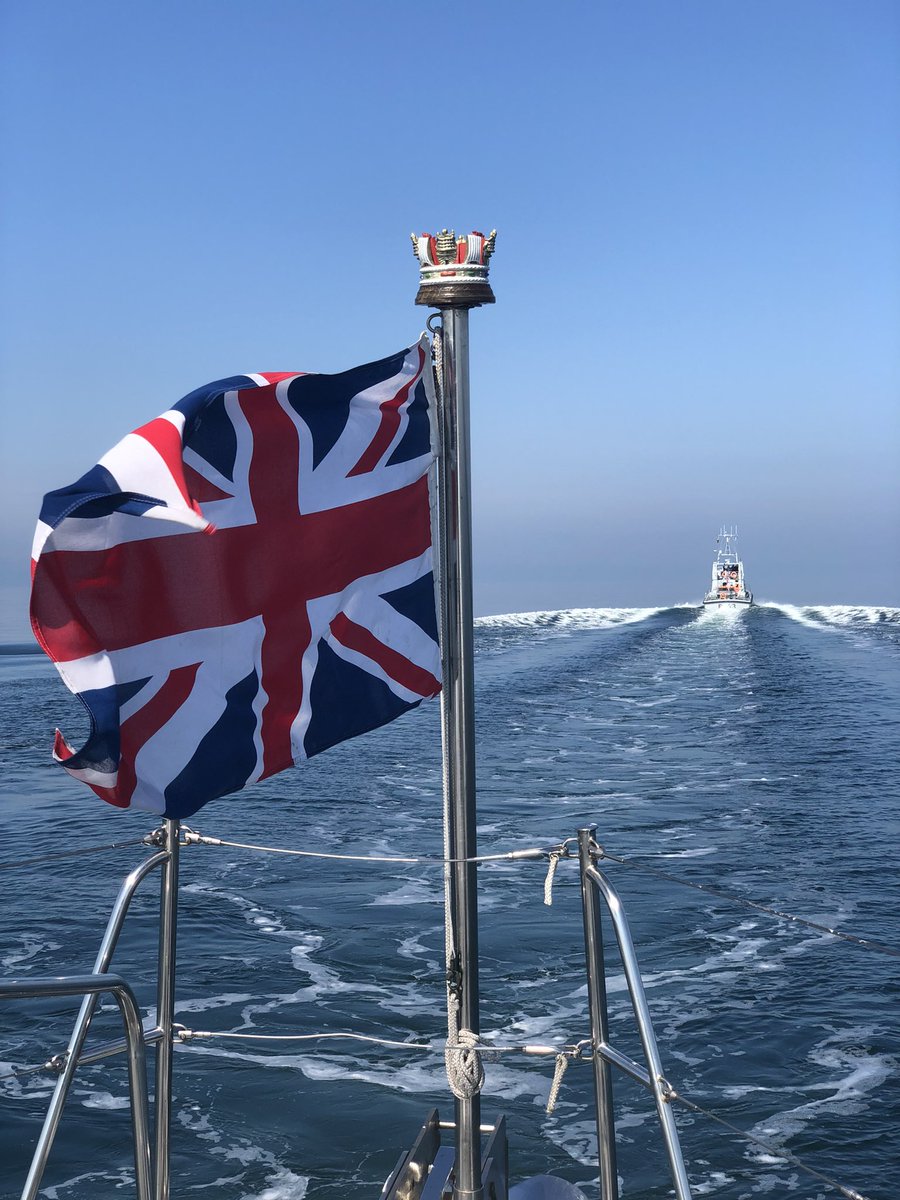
left=1, top=602, right=898, bottom=1200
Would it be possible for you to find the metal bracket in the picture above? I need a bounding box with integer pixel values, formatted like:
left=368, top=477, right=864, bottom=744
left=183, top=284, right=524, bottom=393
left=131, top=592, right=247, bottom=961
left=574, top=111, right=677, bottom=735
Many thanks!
left=446, top=953, right=463, bottom=1003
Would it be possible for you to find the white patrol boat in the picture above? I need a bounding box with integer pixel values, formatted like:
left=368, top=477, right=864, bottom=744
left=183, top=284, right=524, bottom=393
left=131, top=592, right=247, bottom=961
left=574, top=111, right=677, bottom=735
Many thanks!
left=703, top=526, right=753, bottom=607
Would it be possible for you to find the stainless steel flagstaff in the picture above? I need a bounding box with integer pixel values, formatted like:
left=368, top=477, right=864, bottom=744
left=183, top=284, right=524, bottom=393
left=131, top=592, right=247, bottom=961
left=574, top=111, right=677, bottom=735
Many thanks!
left=154, top=817, right=180, bottom=1200
left=413, top=229, right=496, bottom=1200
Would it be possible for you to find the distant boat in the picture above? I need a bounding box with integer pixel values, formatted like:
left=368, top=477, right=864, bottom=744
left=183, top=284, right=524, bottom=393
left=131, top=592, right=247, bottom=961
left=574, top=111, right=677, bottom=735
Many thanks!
left=702, top=526, right=753, bottom=608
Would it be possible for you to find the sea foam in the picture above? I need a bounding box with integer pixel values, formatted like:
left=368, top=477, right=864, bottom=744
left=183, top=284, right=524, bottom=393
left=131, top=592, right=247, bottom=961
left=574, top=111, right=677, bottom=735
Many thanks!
left=475, top=607, right=671, bottom=631
left=761, top=602, right=900, bottom=630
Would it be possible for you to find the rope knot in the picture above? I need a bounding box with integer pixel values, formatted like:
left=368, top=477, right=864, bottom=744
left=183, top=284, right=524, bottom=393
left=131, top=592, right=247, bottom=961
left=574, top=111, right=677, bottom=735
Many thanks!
left=445, top=1026, right=485, bottom=1099
left=444, top=993, right=484, bottom=1099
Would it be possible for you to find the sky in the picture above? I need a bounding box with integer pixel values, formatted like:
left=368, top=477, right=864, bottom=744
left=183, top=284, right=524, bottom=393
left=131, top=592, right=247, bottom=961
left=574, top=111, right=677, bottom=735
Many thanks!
left=1, top=0, right=898, bottom=638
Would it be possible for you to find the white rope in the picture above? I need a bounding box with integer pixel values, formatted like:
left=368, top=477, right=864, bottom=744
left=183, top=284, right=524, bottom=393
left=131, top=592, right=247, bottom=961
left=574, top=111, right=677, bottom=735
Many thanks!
left=185, top=828, right=899, bottom=960
left=546, top=1052, right=570, bottom=1113
left=444, top=994, right=485, bottom=1100
left=543, top=850, right=561, bottom=905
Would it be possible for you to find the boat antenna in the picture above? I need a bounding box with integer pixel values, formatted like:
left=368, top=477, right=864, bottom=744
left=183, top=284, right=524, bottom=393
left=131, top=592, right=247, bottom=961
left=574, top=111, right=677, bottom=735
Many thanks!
left=413, top=228, right=496, bottom=1200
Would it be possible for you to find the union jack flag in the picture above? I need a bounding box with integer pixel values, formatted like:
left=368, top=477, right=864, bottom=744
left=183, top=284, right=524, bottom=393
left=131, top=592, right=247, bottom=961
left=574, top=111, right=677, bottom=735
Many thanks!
left=30, top=339, right=441, bottom=818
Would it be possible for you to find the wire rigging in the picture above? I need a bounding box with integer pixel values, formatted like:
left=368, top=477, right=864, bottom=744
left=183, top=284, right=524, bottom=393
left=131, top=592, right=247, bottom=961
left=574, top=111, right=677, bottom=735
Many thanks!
left=596, top=846, right=900, bottom=960
left=2, top=817, right=886, bottom=1199
left=0, top=1061, right=55, bottom=1083
left=173, top=1026, right=872, bottom=1200
left=0, top=837, right=150, bottom=872
left=178, top=827, right=899, bottom=961
left=666, top=1086, right=871, bottom=1200
left=180, top=827, right=553, bottom=867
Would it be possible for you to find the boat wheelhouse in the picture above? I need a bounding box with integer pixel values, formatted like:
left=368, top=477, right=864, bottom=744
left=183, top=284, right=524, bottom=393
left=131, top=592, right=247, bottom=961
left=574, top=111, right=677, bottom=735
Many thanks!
left=702, top=526, right=752, bottom=607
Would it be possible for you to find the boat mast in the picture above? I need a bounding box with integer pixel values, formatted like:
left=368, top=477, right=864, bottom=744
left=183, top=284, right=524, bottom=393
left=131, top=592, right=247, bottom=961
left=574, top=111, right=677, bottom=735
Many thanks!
left=413, top=229, right=496, bottom=1200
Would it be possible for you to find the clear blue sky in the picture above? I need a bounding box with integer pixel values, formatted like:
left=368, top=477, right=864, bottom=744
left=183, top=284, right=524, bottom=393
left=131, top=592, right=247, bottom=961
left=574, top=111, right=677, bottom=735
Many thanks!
left=2, top=0, right=898, bottom=637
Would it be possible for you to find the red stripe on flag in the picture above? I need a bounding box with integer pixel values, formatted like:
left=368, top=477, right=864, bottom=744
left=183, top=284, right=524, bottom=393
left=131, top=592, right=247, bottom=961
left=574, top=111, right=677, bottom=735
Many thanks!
left=92, top=663, right=201, bottom=809
left=53, top=728, right=74, bottom=762
left=239, top=384, right=307, bottom=777
left=134, top=417, right=207, bottom=527
left=258, top=372, right=303, bottom=385
left=329, top=611, right=440, bottom=699
left=348, top=346, right=425, bottom=478
left=133, top=417, right=195, bottom=507
left=31, top=474, right=433, bottom=663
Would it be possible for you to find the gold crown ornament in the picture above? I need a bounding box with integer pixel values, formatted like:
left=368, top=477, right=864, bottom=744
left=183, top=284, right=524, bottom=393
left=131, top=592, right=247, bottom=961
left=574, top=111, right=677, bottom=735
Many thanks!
left=411, top=229, right=497, bottom=307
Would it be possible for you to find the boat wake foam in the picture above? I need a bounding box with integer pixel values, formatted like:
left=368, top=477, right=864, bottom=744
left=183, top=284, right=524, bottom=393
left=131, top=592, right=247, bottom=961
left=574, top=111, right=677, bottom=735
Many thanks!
left=476, top=606, right=690, bottom=632
left=743, top=1026, right=894, bottom=1155
left=760, top=603, right=900, bottom=631
left=696, top=604, right=748, bottom=623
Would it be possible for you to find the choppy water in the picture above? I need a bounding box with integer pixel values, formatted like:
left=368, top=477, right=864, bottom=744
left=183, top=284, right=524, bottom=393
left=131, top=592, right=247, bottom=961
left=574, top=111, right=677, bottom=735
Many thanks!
left=1, top=603, right=898, bottom=1200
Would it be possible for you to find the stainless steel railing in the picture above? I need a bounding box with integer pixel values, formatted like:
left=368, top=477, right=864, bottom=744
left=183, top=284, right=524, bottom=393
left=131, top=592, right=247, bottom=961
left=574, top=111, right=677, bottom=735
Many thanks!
left=576, top=826, right=692, bottom=1200
left=2, top=820, right=693, bottom=1200
left=2, top=819, right=181, bottom=1200
left=0, top=974, right=153, bottom=1200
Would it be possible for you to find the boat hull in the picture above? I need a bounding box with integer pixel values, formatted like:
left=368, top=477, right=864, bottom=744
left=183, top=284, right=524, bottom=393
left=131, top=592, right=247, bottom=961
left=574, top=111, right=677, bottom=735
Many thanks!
left=702, top=597, right=752, bottom=608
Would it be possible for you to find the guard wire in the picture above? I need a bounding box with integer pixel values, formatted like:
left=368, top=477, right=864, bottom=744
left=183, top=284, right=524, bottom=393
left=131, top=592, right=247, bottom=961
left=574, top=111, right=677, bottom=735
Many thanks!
left=665, top=1085, right=871, bottom=1200
left=597, top=846, right=900, bottom=960
left=170, top=1027, right=873, bottom=1197
left=180, top=1030, right=434, bottom=1050
left=0, top=1062, right=55, bottom=1083
left=0, top=838, right=150, bottom=872
left=176, top=1028, right=567, bottom=1056
left=180, top=827, right=555, bottom=867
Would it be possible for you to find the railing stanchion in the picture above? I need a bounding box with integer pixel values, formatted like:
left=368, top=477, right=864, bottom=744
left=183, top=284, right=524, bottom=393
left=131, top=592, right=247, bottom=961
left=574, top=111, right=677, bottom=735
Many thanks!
left=2, top=975, right=153, bottom=1200
left=154, top=818, right=180, bottom=1200
left=577, top=827, right=619, bottom=1200
left=19, top=849, right=168, bottom=1200
left=584, top=861, right=693, bottom=1200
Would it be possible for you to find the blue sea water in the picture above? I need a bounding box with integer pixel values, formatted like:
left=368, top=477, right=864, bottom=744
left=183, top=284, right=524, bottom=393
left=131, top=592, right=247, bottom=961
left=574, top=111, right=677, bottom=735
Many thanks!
left=1, top=603, right=898, bottom=1200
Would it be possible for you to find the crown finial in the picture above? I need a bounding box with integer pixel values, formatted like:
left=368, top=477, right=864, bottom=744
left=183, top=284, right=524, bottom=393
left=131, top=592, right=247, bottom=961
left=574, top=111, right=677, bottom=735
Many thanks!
left=410, top=229, right=497, bottom=307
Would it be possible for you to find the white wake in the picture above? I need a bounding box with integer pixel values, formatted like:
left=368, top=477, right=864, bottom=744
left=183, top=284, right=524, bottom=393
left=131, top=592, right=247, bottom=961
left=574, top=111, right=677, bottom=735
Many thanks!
left=760, top=603, right=900, bottom=631
left=475, top=605, right=688, bottom=632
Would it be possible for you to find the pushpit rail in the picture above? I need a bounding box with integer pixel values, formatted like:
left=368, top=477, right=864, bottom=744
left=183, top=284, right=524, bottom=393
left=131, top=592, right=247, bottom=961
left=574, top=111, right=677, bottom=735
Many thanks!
left=0, top=820, right=884, bottom=1200
left=1, top=821, right=180, bottom=1200
left=170, top=824, right=881, bottom=1199
left=576, top=825, right=691, bottom=1200
left=0, top=973, right=152, bottom=1200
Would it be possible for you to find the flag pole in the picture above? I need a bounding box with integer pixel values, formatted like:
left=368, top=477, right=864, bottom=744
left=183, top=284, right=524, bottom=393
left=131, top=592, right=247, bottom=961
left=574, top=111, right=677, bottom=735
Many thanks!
left=154, top=816, right=180, bottom=1200
left=414, top=229, right=496, bottom=1200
